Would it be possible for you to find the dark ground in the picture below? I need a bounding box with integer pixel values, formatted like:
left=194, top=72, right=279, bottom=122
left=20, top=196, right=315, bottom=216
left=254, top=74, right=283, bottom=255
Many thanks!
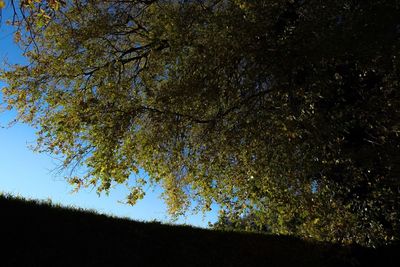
left=1, top=194, right=398, bottom=267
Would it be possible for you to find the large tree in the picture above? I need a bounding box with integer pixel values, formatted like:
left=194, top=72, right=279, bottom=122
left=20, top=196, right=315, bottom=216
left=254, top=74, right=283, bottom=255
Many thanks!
left=1, top=0, right=399, bottom=247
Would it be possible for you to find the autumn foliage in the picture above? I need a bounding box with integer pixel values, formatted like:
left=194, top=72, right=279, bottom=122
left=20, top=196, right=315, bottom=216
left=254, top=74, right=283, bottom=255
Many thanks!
left=1, top=0, right=399, bottom=247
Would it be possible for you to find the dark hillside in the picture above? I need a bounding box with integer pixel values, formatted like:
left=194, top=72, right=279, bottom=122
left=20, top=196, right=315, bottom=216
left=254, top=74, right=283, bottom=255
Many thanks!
left=0, top=194, right=398, bottom=267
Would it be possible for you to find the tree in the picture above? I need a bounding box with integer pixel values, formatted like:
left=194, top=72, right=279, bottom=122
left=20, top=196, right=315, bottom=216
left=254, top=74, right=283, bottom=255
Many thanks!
left=1, top=0, right=399, bottom=247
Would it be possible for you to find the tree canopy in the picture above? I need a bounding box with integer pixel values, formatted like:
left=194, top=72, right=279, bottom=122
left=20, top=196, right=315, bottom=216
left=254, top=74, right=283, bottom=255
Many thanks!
left=1, top=0, right=399, bottom=247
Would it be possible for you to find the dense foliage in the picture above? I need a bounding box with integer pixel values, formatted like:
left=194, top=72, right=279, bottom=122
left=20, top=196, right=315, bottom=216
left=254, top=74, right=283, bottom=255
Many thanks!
left=1, top=0, right=399, bottom=247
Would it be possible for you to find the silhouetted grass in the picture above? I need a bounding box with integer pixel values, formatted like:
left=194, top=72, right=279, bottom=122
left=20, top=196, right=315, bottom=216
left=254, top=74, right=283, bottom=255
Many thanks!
left=0, top=193, right=398, bottom=267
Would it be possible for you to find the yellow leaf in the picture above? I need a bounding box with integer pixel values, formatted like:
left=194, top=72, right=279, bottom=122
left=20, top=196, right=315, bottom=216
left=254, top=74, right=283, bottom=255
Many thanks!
left=14, top=31, right=21, bottom=43
left=0, top=1, right=6, bottom=9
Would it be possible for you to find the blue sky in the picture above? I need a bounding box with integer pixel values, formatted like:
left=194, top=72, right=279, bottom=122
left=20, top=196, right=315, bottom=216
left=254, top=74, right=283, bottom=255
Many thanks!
left=0, top=5, right=217, bottom=227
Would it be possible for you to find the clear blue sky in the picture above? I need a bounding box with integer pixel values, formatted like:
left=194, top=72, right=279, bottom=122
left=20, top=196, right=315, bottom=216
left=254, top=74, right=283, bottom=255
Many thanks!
left=0, top=5, right=217, bottom=227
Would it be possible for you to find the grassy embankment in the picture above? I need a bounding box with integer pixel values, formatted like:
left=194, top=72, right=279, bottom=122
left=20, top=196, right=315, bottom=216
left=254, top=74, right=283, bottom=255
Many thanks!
left=1, top=193, right=398, bottom=267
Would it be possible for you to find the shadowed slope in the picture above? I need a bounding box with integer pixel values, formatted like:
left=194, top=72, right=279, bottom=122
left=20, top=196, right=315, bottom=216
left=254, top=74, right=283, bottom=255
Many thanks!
left=0, top=194, right=397, bottom=267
